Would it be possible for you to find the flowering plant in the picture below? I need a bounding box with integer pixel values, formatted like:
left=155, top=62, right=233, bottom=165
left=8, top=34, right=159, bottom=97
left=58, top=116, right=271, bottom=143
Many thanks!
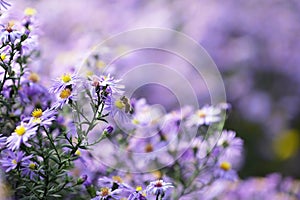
left=0, top=2, right=299, bottom=200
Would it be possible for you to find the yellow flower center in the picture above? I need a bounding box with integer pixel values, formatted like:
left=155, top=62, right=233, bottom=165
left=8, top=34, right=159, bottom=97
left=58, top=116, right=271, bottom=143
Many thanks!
left=145, top=143, right=153, bottom=153
left=100, top=187, right=110, bottom=196
left=220, top=161, right=231, bottom=171
left=136, top=186, right=142, bottom=192
left=59, top=89, right=71, bottom=99
left=12, top=159, right=17, bottom=165
left=15, top=125, right=26, bottom=136
left=24, top=7, right=37, bottom=16
left=29, top=162, right=36, bottom=170
left=75, top=149, right=81, bottom=156
left=114, top=100, right=125, bottom=109
left=132, top=119, right=140, bottom=125
left=197, top=110, right=206, bottom=118
left=29, top=72, right=40, bottom=83
left=32, top=108, right=43, bottom=118
left=112, top=176, right=123, bottom=183
left=0, top=53, right=6, bottom=61
left=61, top=74, right=72, bottom=83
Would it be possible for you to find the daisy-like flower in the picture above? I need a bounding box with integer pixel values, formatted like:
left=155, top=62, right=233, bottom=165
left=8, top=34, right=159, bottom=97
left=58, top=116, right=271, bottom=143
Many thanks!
left=94, top=74, right=124, bottom=95
left=186, top=105, right=222, bottom=127
left=0, top=21, right=22, bottom=44
left=28, top=108, right=57, bottom=126
left=49, top=73, right=79, bottom=94
left=6, top=122, right=38, bottom=151
left=214, top=161, right=238, bottom=181
left=145, top=180, right=173, bottom=197
left=91, top=187, right=122, bottom=200
left=128, top=186, right=147, bottom=200
left=0, top=0, right=10, bottom=10
left=52, top=88, right=75, bottom=109
left=0, top=150, right=32, bottom=172
left=98, top=176, right=133, bottom=191
left=105, top=96, right=132, bottom=123
left=21, top=160, right=37, bottom=180
left=217, top=130, right=244, bottom=165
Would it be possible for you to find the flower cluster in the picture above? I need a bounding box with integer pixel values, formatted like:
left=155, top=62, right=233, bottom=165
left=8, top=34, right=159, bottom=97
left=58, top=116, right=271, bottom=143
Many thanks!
left=0, top=3, right=299, bottom=200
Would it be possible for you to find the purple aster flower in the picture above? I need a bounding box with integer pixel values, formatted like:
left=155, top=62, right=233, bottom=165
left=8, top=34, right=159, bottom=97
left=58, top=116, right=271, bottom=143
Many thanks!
left=52, top=88, right=75, bottom=109
left=6, top=121, right=38, bottom=151
left=98, top=176, right=133, bottom=192
left=91, top=187, right=122, bottom=200
left=217, top=130, right=244, bottom=166
left=0, top=0, right=10, bottom=10
left=93, top=73, right=124, bottom=95
left=0, top=150, right=32, bottom=172
left=21, top=160, right=38, bottom=180
left=128, top=186, right=147, bottom=200
left=186, top=105, right=222, bottom=127
left=49, top=73, right=79, bottom=94
left=18, top=81, right=53, bottom=113
left=27, top=108, right=57, bottom=126
left=105, top=95, right=132, bottom=123
left=214, top=161, right=238, bottom=181
left=145, top=180, right=173, bottom=197
left=0, top=22, right=22, bottom=44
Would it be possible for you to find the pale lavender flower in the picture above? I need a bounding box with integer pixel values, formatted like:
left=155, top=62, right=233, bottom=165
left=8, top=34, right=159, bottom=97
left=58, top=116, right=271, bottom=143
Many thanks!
left=18, top=81, right=53, bottom=111
left=214, top=161, right=238, bottom=181
left=145, top=180, right=173, bottom=197
left=217, top=130, right=244, bottom=166
left=105, top=95, right=132, bottom=123
left=91, top=187, right=122, bottom=200
left=186, top=105, right=222, bottom=127
left=94, top=73, right=124, bottom=95
left=52, top=88, right=75, bottom=109
left=27, top=108, right=57, bottom=126
left=0, top=22, right=22, bottom=44
left=6, top=122, right=38, bottom=151
left=21, top=160, right=37, bottom=180
left=0, top=150, right=32, bottom=172
left=49, top=73, right=79, bottom=94
left=98, top=176, right=133, bottom=192
left=128, top=193, right=147, bottom=200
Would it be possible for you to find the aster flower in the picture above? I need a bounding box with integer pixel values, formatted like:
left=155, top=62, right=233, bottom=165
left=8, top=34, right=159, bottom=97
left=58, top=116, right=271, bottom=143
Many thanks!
left=214, top=161, right=238, bottom=181
left=52, top=87, right=75, bottom=109
left=216, top=130, right=244, bottom=165
left=21, top=160, right=38, bottom=180
left=49, top=73, right=79, bottom=94
left=186, top=105, right=222, bottom=127
left=0, top=0, right=10, bottom=10
left=98, top=176, right=133, bottom=192
left=0, top=21, right=22, bottom=44
left=91, top=187, right=122, bottom=200
left=105, top=96, right=132, bottom=123
left=145, top=180, right=173, bottom=197
left=18, top=80, right=53, bottom=110
left=28, top=108, right=57, bottom=126
left=128, top=186, right=147, bottom=200
left=0, top=150, right=32, bottom=172
left=93, top=73, right=124, bottom=95
left=6, top=121, right=38, bottom=151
